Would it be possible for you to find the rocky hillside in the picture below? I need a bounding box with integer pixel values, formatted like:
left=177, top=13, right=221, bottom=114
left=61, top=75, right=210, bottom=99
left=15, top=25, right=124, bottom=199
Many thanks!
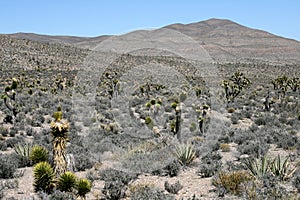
left=0, top=34, right=89, bottom=71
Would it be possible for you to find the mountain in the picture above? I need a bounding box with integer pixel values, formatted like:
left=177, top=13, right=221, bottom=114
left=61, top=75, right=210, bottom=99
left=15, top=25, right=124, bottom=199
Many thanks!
left=164, top=18, right=300, bottom=64
left=4, top=18, right=300, bottom=64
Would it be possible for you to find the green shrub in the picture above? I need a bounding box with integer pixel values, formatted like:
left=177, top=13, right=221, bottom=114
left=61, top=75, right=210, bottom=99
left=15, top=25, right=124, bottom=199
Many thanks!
left=76, top=178, right=92, bottom=198
left=33, top=162, right=55, bottom=193
left=189, top=122, right=197, bottom=132
left=57, top=172, right=77, bottom=192
left=30, top=145, right=49, bottom=164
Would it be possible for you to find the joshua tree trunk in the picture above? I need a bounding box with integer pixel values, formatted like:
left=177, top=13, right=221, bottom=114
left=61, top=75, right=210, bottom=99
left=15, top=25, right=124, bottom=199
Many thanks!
left=50, top=108, right=69, bottom=177
left=53, top=136, right=67, bottom=176
left=175, top=105, right=182, bottom=142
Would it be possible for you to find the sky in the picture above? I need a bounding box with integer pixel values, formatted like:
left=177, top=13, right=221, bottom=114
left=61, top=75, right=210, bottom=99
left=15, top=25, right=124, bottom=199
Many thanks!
left=0, top=0, right=299, bottom=41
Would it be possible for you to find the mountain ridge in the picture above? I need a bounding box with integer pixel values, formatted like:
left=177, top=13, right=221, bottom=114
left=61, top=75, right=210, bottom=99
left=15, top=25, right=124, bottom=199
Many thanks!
left=3, top=18, right=300, bottom=64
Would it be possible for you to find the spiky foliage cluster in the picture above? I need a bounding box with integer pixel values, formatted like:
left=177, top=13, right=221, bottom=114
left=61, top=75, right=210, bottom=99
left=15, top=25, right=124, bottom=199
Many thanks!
left=30, top=145, right=49, bottom=164
left=222, top=71, right=251, bottom=103
left=33, top=161, right=55, bottom=193
left=244, top=154, right=298, bottom=181
left=76, top=178, right=92, bottom=199
left=14, top=143, right=32, bottom=157
left=287, top=77, right=300, bottom=92
left=175, top=143, right=196, bottom=166
left=244, top=155, right=269, bottom=179
left=50, top=109, right=70, bottom=177
left=57, top=171, right=77, bottom=192
left=14, top=143, right=32, bottom=166
left=33, top=165, right=92, bottom=197
left=270, top=154, right=298, bottom=181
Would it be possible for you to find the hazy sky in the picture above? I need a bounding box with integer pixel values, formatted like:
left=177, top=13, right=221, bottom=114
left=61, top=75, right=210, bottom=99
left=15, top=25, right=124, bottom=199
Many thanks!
left=0, top=0, right=299, bottom=41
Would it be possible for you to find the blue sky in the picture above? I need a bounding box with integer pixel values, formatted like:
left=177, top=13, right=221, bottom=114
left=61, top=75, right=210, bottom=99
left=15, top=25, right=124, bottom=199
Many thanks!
left=0, top=1, right=299, bottom=41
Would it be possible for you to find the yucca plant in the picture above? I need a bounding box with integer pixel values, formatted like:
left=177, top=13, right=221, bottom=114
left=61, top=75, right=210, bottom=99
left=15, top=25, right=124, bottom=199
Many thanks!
left=270, top=154, right=299, bottom=181
left=30, top=145, right=49, bottom=164
left=14, top=143, right=32, bottom=157
left=14, top=143, right=32, bottom=166
left=51, top=107, right=70, bottom=177
left=175, top=143, right=196, bottom=166
left=244, top=155, right=270, bottom=179
left=57, top=171, right=77, bottom=192
left=76, top=178, right=92, bottom=199
left=33, top=161, right=55, bottom=193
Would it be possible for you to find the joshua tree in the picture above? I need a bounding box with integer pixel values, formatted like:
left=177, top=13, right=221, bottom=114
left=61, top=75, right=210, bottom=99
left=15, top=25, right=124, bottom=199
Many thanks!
left=222, top=71, right=251, bottom=104
left=1, top=78, right=20, bottom=123
left=197, top=104, right=209, bottom=135
left=50, top=107, right=70, bottom=177
left=287, top=77, right=299, bottom=92
left=170, top=101, right=182, bottom=141
left=263, top=90, right=275, bottom=111
left=271, top=75, right=289, bottom=98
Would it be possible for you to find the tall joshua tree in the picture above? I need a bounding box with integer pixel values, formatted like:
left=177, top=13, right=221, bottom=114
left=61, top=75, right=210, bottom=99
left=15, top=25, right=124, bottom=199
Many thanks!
left=222, top=71, right=251, bottom=104
left=50, top=107, right=70, bottom=177
left=1, top=78, right=19, bottom=123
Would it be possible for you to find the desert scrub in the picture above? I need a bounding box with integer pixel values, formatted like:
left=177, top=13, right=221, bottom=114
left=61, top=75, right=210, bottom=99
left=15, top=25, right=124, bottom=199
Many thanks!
left=164, top=181, right=183, bottom=194
left=220, top=143, right=231, bottom=152
left=101, top=168, right=137, bottom=200
left=130, top=185, right=174, bottom=200
left=152, top=159, right=181, bottom=177
left=33, top=161, right=55, bottom=193
left=237, top=140, right=269, bottom=158
left=0, top=153, right=18, bottom=179
left=198, top=152, right=222, bottom=178
left=30, top=145, right=49, bottom=164
left=212, top=170, right=252, bottom=196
